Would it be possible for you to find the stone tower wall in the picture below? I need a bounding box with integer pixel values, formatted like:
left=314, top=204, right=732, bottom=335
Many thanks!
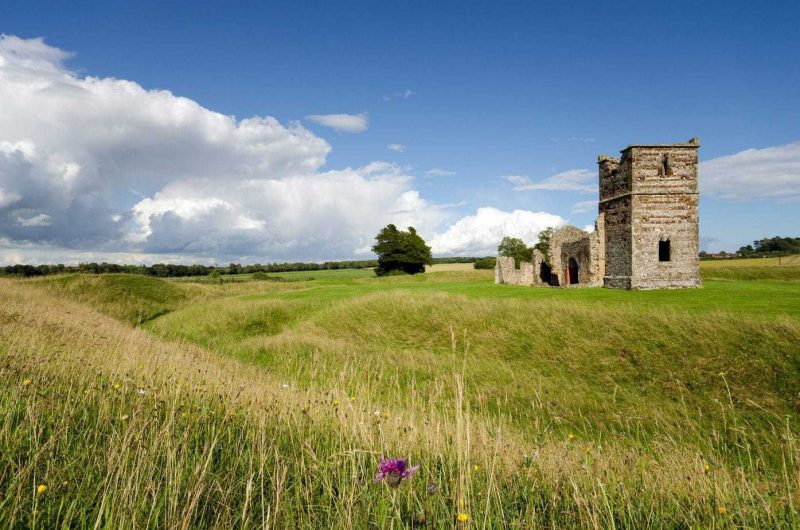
left=629, top=143, right=700, bottom=289
left=599, top=139, right=700, bottom=290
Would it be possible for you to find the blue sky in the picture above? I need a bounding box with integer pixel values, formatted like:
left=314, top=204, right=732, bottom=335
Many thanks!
left=0, top=0, right=798, bottom=263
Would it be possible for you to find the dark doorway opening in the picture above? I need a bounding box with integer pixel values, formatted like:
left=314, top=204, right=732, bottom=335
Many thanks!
left=568, top=257, right=579, bottom=285
left=659, top=240, right=671, bottom=262
left=540, top=262, right=551, bottom=284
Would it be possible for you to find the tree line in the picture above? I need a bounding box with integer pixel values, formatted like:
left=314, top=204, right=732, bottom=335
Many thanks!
left=0, top=255, right=486, bottom=278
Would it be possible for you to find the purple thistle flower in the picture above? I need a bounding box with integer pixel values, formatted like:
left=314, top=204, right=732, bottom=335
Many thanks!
left=375, top=458, right=420, bottom=488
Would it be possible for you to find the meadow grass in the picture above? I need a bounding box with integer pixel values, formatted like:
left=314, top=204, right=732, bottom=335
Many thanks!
left=2, top=266, right=800, bottom=527
left=700, top=255, right=800, bottom=268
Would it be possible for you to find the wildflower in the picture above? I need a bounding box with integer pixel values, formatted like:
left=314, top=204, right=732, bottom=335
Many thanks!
left=22, top=379, right=32, bottom=386
left=426, top=482, right=438, bottom=495
left=350, top=396, right=356, bottom=401
left=137, top=388, right=146, bottom=396
left=120, top=415, right=129, bottom=421
left=382, top=412, right=389, bottom=419
left=457, top=513, right=469, bottom=522
left=36, top=484, right=47, bottom=495
left=704, top=463, right=711, bottom=473
left=717, top=506, right=727, bottom=515
left=473, top=464, right=479, bottom=472
left=281, top=383, right=289, bottom=389
left=333, top=400, right=339, bottom=407
left=113, top=383, right=121, bottom=390
left=568, top=432, right=575, bottom=440
left=375, top=458, right=419, bottom=488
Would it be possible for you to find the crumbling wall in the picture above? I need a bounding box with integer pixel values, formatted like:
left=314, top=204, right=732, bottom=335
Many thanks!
left=549, top=225, right=588, bottom=286
left=494, top=256, right=535, bottom=285
left=495, top=250, right=547, bottom=286
left=590, top=212, right=605, bottom=285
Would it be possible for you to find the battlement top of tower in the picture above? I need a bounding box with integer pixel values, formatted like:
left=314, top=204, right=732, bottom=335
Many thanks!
left=597, top=154, right=620, bottom=164
left=620, top=137, right=700, bottom=153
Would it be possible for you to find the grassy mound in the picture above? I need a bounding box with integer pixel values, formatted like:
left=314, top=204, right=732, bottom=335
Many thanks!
left=29, top=274, right=194, bottom=325
left=3, top=271, right=800, bottom=527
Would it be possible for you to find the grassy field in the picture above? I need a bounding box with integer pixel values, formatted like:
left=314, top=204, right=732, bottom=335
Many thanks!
left=700, top=255, right=800, bottom=268
left=1, top=262, right=800, bottom=527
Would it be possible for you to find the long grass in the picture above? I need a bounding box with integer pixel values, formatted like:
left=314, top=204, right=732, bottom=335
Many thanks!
left=2, top=270, right=800, bottom=527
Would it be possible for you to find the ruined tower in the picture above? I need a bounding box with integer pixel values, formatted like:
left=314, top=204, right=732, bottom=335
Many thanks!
left=598, top=138, right=701, bottom=290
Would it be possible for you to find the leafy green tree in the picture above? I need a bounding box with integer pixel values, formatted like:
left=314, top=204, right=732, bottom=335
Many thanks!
left=534, top=227, right=554, bottom=264
left=497, top=236, right=533, bottom=267
left=372, top=224, right=432, bottom=276
left=473, top=257, right=496, bottom=270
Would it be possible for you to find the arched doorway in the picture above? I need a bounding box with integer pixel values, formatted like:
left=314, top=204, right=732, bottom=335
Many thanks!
left=568, top=257, right=579, bottom=285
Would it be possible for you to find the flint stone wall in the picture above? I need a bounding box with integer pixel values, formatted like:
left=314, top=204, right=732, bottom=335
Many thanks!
left=494, top=250, right=546, bottom=286
left=600, top=139, right=701, bottom=290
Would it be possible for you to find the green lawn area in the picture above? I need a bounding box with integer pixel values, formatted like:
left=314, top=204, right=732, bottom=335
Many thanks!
left=236, top=270, right=800, bottom=318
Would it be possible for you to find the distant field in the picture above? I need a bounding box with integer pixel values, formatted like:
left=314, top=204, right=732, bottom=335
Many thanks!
left=701, top=254, right=800, bottom=267
left=3, top=264, right=800, bottom=527
left=425, top=263, right=476, bottom=272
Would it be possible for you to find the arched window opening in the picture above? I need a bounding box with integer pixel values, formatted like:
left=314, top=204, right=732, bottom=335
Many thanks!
left=659, top=240, right=671, bottom=262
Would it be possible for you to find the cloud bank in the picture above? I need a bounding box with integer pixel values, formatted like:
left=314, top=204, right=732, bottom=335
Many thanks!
left=0, top=35, right=559, bottom=263
left=701, top=141, right=800, bottom=201
left=430, top=207, right=565, bottom=256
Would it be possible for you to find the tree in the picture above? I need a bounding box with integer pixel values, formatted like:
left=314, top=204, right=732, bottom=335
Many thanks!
left=372, top=224, right=432, bottom=276
left=497, top=236, right=533, bottom=267
left=473, top=257, right=496, bottom=270
left=534, top=227, right=554, bottom=264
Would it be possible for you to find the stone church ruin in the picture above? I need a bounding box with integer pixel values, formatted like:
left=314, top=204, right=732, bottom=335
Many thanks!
left=495, top=138, right=701, bottom=290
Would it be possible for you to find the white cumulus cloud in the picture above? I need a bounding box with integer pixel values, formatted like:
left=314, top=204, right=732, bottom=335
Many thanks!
left=701, top=141, right=800, bottom=201
left=0, top=35, right=570, bottom=263
left=387, top=143, right=405, bottom=153
left=430, top=207, right=565, bottom=256
left=305, top=112, right=369, bottom=133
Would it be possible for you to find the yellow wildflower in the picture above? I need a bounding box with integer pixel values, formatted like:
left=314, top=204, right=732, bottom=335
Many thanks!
left=717, top=506, right=727, bottom=515
left=704, top=463, right=710, bottom=473
left=457, top=512, right=469, bottom=522
left=333, top=400, right=339, bottom=407
left=568, top=433, right=575, bottom=440
left=113, top=383, right=121, bottom=390
left=22, top=379, right=31, bottom=386
left=473, top=464, right=479, bottom=472
left=36, top=484, right=47, bottom=495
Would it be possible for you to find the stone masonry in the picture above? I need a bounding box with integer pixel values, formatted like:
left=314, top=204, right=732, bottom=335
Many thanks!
left=495, top=138, right=701, bottom=290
